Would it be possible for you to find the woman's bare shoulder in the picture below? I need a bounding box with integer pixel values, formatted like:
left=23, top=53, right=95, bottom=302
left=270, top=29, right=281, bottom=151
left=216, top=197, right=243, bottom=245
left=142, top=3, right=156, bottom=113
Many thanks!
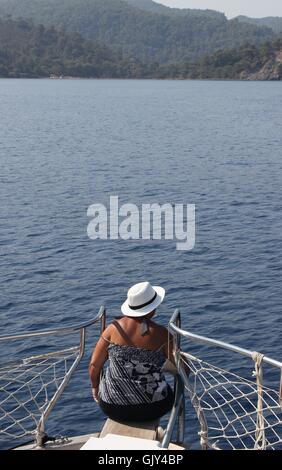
left=102, top=317, right=125, bottom=338
left=101, top=323, right=114, bottom=340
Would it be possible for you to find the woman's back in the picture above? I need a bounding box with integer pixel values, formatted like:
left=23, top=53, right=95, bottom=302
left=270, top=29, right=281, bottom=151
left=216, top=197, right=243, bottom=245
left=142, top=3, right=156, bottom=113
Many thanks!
left=99, top=317, right=172, bottom=409
left=89, top=282, right=174, bottom=422
left=106, top=316, right=168, bottom=351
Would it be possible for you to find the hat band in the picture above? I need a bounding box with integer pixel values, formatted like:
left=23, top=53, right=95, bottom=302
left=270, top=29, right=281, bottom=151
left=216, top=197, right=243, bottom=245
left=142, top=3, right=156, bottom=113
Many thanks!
left=129, top=292, right=157, bottom=311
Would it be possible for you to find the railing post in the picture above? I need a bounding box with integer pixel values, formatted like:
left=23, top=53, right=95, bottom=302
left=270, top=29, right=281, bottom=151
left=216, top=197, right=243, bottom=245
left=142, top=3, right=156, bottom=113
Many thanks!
left=100, top=307, right=106, bottom=334
left=279, top=371, right=282, bottom=409
left=177, top=392, right=185, bottom=444
left=36, top=421, right=46, bottom=447
left=80, top=327, right=86, bottom=356
left=161, top=374, right=184, bottom=449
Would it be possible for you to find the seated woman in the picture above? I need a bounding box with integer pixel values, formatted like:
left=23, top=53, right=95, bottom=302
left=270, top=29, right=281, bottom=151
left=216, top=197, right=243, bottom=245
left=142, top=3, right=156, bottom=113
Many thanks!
left=89, top=281, right=175, bottom=423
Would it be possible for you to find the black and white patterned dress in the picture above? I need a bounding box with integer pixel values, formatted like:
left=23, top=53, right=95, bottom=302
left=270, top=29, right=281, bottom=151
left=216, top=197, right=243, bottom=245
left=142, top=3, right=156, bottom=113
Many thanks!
left=99, top=343, right=170, bottom=406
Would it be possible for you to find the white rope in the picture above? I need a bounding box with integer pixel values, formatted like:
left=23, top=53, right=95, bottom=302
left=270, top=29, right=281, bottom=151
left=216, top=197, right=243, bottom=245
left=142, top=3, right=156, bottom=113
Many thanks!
left=0, top=348, right=80, bottom=448
left=252, top=352, right=266, bottom=450
left=180, top=351, right=282, bottom=450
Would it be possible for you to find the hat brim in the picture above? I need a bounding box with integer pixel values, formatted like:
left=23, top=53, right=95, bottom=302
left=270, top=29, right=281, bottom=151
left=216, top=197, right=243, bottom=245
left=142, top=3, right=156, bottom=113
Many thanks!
left=121, top=286, right=165, bottom=318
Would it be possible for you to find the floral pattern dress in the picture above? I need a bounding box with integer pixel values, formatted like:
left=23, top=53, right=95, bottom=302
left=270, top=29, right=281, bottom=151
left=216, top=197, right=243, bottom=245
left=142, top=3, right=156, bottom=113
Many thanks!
left=99, top=343, right=170, bottom=405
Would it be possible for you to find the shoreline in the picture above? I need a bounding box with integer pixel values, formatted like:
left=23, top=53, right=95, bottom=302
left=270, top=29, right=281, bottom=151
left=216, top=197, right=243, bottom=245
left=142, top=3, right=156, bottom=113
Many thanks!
left=0, top=76, right=281, bottom=82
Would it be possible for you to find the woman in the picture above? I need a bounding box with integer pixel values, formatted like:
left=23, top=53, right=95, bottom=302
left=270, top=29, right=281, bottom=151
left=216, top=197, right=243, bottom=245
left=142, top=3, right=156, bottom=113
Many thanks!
left=89, top=281, right=175, bottom=422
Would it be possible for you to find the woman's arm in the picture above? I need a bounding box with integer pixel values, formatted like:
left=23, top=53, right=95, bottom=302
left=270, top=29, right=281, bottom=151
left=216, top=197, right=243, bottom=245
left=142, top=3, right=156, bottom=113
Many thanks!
left=89, top=325, right=112, bottom=402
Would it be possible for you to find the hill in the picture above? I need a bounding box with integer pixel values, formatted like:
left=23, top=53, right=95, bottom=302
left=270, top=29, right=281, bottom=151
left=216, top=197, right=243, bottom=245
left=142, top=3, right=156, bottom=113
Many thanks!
left=157, top=38, right=282, bottom=80
left=0, top=17, right=281, bottom=81
left=0, top=0, right=274, bottom=64
left=0, top=17, right=143, bottom=78
left=124, top=0, right=225, bottom=18
left=237, top=16, right=282, bottom=35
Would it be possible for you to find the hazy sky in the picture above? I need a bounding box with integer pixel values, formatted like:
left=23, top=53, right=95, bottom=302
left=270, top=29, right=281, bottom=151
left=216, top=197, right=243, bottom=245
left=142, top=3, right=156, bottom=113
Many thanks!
left=156, top=1, right=282, bottom=19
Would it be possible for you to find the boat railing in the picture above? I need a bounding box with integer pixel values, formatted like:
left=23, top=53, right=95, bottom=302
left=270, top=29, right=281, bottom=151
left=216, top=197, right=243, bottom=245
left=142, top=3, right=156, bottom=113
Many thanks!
left=3, top=306, right=280, bottom=450
left=160, top=370, right=185, bottom=448
left=169, top=309, right=282, bottom=450
left=0, top=306, right=106, bottom=448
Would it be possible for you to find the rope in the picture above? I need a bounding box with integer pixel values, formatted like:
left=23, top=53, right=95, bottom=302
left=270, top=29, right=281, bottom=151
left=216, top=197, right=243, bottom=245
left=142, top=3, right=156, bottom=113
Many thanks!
left=0, top=348, right=80, bottom=449
left=179, top=351, right=282, bottom=450
left=252, top=352, right=266, bottom=450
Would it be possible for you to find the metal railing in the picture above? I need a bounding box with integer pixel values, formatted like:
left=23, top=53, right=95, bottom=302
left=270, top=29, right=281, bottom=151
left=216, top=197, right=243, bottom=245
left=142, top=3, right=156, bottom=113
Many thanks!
left=160, top=371, right=185, bottom=448
left=159, top=310, right=186, bottom=448
left=0, top=306, right=106, bottom=447
left=168, top=309, right=282, bottom=450
left=5, top=306, right=280, bottom=450
left=169, top=309, right=282, bottom=370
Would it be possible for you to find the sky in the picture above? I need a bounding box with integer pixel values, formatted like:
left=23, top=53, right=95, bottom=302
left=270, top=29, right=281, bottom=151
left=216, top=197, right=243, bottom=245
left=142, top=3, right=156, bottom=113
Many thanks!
left=155, top=1, right=282, bottom=19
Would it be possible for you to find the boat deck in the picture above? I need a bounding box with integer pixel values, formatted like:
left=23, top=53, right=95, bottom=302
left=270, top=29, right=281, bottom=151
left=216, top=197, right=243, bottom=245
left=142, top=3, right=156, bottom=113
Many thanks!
left=14, top=418, right=186, bottom=450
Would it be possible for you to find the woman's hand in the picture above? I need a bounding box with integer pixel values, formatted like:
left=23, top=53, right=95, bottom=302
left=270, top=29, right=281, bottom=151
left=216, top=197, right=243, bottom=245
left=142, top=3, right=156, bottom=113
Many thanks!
left=92, top=387, right=99, bottom=403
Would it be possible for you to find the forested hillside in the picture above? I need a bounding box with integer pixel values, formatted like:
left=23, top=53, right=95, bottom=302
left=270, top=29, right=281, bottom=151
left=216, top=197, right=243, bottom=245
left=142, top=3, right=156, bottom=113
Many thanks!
left=0, top=17, right=142, bottom=78
left=124, top=0, right=225, bottom=18
left=237, top=16, right=282, bottom=34
left=158, top=38, right=282, bottom=80
left=0, top=0, right=274, bottom=63
left=0, top=17, right=281, bottom=81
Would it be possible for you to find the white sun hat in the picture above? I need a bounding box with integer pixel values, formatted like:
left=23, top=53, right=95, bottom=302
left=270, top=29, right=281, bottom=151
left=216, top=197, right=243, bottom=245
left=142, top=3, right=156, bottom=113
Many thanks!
left=121, top=281, right=165, bottom=317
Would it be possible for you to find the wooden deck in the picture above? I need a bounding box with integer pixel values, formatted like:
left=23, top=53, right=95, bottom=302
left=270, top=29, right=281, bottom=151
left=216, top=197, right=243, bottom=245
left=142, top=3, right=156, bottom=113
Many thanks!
left=99, top=418, right=162, bottom=441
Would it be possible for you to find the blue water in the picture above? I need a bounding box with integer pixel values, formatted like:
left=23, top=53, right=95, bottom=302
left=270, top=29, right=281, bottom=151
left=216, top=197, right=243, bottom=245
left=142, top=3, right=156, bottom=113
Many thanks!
left=0, top=79, right=282, bottom=449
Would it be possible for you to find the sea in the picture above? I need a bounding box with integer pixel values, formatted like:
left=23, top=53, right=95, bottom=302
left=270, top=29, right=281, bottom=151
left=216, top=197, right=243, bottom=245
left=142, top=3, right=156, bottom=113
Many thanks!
left=0, top=79, right=282, bottom=449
